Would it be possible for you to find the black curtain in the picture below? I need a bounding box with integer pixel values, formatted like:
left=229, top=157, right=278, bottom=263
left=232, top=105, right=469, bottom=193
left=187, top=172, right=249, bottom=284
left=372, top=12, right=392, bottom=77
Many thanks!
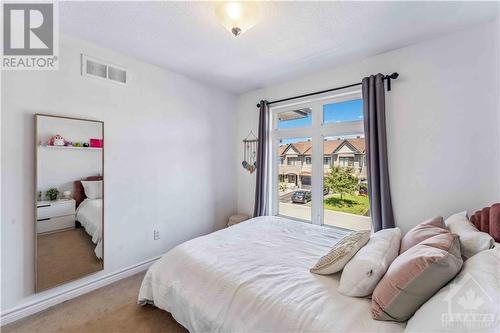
left=254, top=101, right=270, bottom=217
left=362, top=74, right=395, bottom=231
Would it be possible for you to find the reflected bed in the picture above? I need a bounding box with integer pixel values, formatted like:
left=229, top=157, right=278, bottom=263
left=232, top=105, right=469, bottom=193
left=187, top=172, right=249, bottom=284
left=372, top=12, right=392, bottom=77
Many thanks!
left=74, top=176, right=103, bottom=259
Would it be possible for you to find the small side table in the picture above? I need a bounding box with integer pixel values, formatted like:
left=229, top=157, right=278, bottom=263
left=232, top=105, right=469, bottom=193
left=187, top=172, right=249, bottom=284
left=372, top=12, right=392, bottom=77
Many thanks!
left=228, top=214, right=250, bottom=227
left=37, top=199, right=76, bottom=234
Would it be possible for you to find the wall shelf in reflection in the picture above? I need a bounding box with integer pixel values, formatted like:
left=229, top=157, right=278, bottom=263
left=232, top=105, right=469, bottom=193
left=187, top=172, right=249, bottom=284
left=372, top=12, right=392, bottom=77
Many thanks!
left=38, top=145, right=102, bottom=151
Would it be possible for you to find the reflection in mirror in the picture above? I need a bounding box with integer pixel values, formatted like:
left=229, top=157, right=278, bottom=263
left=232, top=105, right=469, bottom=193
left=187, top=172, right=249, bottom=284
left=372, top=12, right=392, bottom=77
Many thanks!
left=35, top=114, right=104, bottom=292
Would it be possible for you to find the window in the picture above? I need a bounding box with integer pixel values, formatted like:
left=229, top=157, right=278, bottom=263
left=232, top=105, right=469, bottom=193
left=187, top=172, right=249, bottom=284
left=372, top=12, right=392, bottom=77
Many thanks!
left=339, top=156, right=354, bottom=167
left=287, top=157, right=299, bottom=165
left=272, top=93, right=370, bottom=231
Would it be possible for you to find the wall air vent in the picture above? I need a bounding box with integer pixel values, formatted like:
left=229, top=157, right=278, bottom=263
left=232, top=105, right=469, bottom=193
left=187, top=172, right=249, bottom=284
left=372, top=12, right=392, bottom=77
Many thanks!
left=81, top=54, right=127, bottom=85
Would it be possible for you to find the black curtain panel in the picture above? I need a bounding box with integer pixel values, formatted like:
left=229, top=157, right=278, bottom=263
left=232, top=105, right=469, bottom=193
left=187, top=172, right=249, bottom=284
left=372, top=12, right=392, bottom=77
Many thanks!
left=362, top=74, right=395, bottom=231
left=254, top=101, right=270, bottom=217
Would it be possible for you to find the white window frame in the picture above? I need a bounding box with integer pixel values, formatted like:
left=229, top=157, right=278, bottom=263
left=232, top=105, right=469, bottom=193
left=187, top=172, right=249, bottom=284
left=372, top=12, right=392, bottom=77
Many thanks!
left=270, top=90, right=364, bottom=226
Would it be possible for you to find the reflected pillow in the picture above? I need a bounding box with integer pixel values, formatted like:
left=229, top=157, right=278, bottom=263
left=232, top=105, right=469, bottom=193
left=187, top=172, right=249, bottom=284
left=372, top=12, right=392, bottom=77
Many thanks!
left=445, top=211, right=494, bottom=259
left=310, top=230, right=370, bottom=275
left=372, top=233, right=463, bottom=322
left=81, top=180, right=102, bottom=199
left=400, top=216, right=448, bottom=254
left=338, top=228, right=401, bottom=297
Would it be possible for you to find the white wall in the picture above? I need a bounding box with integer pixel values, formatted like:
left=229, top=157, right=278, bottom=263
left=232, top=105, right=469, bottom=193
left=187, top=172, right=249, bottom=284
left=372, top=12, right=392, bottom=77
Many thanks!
left=1, top=34, right=237, bottom=311
left=236, top=20, right=500, bottom=233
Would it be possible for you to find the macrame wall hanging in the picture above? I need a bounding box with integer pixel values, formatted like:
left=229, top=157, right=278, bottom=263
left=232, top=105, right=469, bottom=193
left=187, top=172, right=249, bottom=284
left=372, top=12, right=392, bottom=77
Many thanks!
left=242, top=131, right=258, bottom=174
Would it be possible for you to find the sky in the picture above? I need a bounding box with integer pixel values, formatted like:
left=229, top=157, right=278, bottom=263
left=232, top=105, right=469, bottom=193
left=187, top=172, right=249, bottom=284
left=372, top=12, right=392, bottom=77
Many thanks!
left=279, top=99, right=364, bottom=144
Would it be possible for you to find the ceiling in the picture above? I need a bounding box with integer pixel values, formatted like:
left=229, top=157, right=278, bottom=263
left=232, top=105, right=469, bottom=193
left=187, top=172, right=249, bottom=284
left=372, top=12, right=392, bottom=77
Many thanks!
left=60, top=1, right=498, bottom=94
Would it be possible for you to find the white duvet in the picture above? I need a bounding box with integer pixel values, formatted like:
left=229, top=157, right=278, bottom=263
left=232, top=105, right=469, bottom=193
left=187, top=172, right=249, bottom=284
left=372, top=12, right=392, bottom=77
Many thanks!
left=76, top=198, right=103, bottom=259
left=138, top=216, right=405, bottom=333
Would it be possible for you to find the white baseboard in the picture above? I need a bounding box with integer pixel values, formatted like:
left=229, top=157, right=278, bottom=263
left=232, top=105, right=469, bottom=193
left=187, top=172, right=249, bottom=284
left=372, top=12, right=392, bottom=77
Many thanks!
left=0, top=255, right=161, bottom=327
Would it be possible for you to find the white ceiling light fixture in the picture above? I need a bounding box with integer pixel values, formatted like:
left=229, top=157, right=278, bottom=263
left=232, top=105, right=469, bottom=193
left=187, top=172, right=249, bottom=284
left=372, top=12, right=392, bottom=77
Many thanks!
left=215, top=1, right=260, bottom=37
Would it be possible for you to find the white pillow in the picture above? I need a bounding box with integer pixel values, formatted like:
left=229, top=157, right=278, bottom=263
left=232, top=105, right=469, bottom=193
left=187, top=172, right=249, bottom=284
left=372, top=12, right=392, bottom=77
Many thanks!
left=445, top=211, right=494, bottom=259
left=338, top=228, right=401, bottom=297
left=310, top=230, right=370, bottom=275
left=405, top=247, right=500, bottom=333
left=81, top=180, right=102, bottom=199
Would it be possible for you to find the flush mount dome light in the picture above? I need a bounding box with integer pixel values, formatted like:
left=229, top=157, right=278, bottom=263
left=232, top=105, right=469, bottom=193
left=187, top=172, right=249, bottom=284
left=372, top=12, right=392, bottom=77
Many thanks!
left=215, top=1, right=260, bottom=37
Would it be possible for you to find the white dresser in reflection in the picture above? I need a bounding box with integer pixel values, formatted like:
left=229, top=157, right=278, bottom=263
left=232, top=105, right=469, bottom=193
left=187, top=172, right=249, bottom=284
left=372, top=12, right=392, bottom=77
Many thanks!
left=37, top=199, right=76, bottom=234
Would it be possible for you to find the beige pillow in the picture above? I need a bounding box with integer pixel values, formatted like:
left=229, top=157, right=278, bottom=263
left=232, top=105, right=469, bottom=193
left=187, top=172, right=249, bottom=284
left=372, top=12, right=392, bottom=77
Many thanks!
left=445, top=211, right=494, bottom=259
left=372, top=233, right=463, bottom=322
left=400, top=216, right=448, bottom=254
left=338, top=228, right=401, bottom=297
left=310, top=230, right=370, bottom=275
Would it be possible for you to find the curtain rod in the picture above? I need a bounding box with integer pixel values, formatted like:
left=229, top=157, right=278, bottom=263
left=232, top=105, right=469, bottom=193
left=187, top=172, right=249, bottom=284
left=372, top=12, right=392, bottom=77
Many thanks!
left=256, top=72, right=399, bottom=108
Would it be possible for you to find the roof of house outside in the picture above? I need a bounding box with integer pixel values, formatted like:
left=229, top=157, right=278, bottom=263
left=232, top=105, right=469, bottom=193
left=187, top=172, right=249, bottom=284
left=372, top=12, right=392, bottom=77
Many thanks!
left=279, top=138, right=365, bottom=156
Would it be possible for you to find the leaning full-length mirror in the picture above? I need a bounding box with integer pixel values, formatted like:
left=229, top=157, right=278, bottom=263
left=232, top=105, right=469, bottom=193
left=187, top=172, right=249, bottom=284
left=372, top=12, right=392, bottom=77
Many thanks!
left=35, top=114, right=104, bottom=292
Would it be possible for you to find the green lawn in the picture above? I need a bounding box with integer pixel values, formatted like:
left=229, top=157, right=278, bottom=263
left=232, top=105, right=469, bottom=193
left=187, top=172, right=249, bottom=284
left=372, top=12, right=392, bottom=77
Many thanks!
left=324, top=194, right=370, bottom=216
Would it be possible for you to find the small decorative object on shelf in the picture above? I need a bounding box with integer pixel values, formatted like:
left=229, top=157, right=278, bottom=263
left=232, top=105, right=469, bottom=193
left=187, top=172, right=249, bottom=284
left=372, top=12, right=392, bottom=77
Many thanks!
left=48, top=134, right=67, bottom=146
left=73, top=142, right=82, bottom=147
left=83, top=143, right=89, bottom=148
left=45, top=188, right=59, bottom=201
left=90, top=138, right=103, bottom=148
left=63, top=190, right=72, bottom=199
left=242, top=131, right=258, bottom=174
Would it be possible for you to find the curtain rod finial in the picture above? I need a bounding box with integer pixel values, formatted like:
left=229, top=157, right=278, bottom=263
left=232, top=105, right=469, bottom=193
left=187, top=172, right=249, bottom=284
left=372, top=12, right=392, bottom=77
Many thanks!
left=256, top=103, right=261, bottom=108
left=389, top=72, right=399, bottom=79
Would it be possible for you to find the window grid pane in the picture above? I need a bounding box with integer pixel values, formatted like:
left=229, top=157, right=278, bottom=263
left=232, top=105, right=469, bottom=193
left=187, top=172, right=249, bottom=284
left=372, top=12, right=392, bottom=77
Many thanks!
left=278, top=137, right=312, bottom=222
left=323, top=99, right=363, bottom=124
left=278, top=108, right=312, bottom=129
left=323, top=135, right=371, bottom=231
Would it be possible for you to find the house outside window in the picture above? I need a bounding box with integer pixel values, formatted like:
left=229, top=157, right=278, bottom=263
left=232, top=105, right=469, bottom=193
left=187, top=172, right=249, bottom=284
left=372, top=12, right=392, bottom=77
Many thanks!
left=305, top=157, right=312, bottom=165
left=323, top=156, right=332, bottom=166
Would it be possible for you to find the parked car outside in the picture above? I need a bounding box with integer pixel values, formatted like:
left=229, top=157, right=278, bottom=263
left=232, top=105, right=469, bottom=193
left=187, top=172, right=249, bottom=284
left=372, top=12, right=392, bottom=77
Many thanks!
left=359, top=181, right=368, bottom=196
left=291, top=190, right=311, bottom=203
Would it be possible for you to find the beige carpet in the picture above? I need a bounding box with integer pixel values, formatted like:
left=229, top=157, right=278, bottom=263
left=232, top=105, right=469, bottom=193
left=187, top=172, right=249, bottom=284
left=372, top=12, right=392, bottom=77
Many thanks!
left=37, top=228, right=103, bottom=291
left=3, top=272, right=187, bottom=333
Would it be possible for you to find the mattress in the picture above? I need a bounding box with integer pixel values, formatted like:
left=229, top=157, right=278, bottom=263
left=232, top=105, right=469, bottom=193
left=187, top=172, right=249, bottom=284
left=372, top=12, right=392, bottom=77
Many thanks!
left=138, top=216, right=405, bottom=332
left=76, top=198, right=103, bottom=259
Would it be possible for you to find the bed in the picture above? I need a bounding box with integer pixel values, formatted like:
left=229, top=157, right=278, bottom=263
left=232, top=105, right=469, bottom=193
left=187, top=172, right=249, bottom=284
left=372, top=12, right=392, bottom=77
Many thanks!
left=138, top=216, right=405, bottom=332
left=74, top=176, right=103, bottom=259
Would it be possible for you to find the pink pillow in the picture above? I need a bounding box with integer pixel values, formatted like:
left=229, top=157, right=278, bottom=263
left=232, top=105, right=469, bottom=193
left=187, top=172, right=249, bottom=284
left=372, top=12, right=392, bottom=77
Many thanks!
left=399, top=216, right=448, bottom=254
left=372, top=233, right=463, bottom=322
